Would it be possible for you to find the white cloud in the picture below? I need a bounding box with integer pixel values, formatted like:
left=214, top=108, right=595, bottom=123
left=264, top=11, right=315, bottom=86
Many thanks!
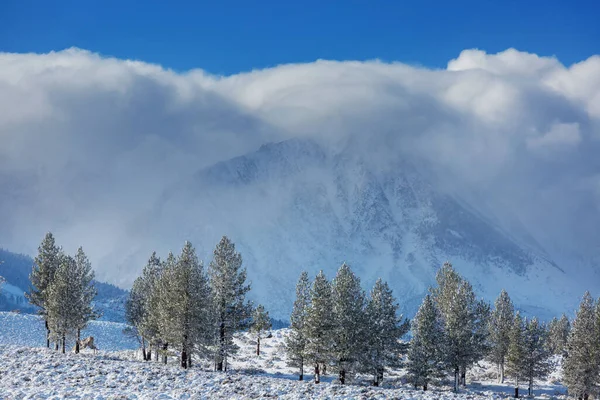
left=527, top=122, right=582, bottom=149
left=0, top=48, right=599, bottom=283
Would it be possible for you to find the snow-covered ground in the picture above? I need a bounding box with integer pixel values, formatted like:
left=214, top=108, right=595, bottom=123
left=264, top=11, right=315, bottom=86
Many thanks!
left=0, top=312, right=568, bottom=399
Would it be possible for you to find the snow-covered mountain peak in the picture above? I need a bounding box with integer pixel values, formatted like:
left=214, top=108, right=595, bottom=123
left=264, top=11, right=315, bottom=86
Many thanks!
left=141, top=137, right=585, bottom=320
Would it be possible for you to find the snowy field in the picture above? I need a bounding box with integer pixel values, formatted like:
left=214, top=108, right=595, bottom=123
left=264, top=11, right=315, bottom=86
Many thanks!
left=0, top=312, right=568, bottom=399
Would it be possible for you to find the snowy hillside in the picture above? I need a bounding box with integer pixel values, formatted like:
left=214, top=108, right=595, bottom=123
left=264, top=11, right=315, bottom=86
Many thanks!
left=0, top=312, right=568, bottom=399
left=0, top=312, right=137, bottom=351
left=115, top=138, right=587, bottom=320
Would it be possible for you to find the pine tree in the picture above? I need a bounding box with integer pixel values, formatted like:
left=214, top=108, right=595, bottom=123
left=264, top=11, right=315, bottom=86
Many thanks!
left=156, top=242, right=212, bottom=369
left=126, top=252, right=162, bottom=360
left=285, top=271, right=311, bottom=380
left=488, top=289, right=514, bottom=383
left=155, top=252, right=176, bottom=364
left=330, top=264, right=367, bottom=384
left=250, top=304, right=271, bottom=356
left=521, top=317, right=551, bottom=397
left=26, top=232, right=60, bottom=348
left=506, top=312, right=526, bottom=398
left=209, top=236, right=252, bottom=372
left=304, top=270, right=335, bottom=383
left=563, top=292, right=600, bottom=400
left=431, top=262, right=490, bottom=391
left=72, top=247, right=99, bottom=354
left=547, top=314, right=570, bottom=356
left=365, top=278, right=410, bottom=386
left=46, top=253, right=79, bottom=353
left=407, top=294, right=445, bottom=390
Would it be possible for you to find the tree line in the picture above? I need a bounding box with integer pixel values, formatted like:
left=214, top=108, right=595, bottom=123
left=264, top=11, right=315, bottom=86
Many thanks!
left=285, top=262, right=600, bottom=399
left=284, top=264, right=409, bottom=385
left=124, top=236, right=270, bottom=370
left=25, top=232, right=98, bottom=353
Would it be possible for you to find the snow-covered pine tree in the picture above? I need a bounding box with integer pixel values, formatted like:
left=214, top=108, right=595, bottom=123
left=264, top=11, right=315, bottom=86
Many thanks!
left=330, top=263, right=367, bottom=384
left=46, top=252, right=79, bottom=353
left=488, top=289, right=514, bottom=383
left=431, top=262, right=490, bottom=391
left=209, top=236, right=252, bottom=372
left=285, top=271, right=311, bottom=380
left=304, top=270, right=335, bottom=383
left=26, top=232, right=60, bottom=348
left=506, top=311, right=526, bottom=398
left=126, top=252, right=162, bottom=360
left=547, top=314, right=570, bottom=356
left=563, top=292, right=600, bottom=400
left=521, top=317, right=551, bottom=397
left=365, top=278, right=409, bottom=386
left=155, top=252, right=177, bottom=364
left=250, top=304, right=271, bottom=356
left=156, top=242, right=212, bottom=369
left=407, top=294, right=445, bottom=390
left=73, top=247, right=99, bottom=354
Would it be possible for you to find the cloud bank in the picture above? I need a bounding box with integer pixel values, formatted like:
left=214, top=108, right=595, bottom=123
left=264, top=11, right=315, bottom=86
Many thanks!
left=1, top=48, right=599, bottom=285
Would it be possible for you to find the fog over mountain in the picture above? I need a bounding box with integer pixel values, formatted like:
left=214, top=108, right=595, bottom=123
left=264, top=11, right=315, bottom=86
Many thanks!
left=1, top=48, right=599, bottom=319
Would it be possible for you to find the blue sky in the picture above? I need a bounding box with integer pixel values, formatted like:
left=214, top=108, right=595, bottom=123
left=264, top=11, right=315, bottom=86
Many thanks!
left=1, top=0, right=599, bottom=74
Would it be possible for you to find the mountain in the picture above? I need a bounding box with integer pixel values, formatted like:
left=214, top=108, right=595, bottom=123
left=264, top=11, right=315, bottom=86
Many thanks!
left=0, top=248, right=128, bottom=321
left=137, top=137, right=587, bottom=320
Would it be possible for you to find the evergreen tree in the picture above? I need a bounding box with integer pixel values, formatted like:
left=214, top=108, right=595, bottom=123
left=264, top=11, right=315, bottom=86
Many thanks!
left=72, top=247, right=99, bottom=354
left=431, top=262, right=490, bottom=391
left=156, top=242, right=212, bottom=369
left=209, top=236, right=252, bottom=372
left=506, top=312, right=526, bottom=398
left=364, top=278, right=409, bottom=386
left=126, top=252, right=162, bottom=360
left=330, top=263, right=367, bottom=384
left=155, top=252, right=176, bottom=364
left=407, top=294, right=445, bottom=390
left=563, top=292, right=600, bottom=400
left=488, top=289, right=514, bottom=383
left=46, top=253, right=79, bottom=353
left=521, top=317, right=551, bottom=397
left=285, top=271, right=311, bottom=380
left=250, top=304, right=271, bottom=356
left=547, top=314, right=570, bottom=356
left=304, top=270, right=335, bottom=383
left=26, top=232, right=60, bottom=348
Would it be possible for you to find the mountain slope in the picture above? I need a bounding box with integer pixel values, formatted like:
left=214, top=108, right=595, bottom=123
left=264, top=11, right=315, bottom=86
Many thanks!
left=145, top=138, right=579, bottom=320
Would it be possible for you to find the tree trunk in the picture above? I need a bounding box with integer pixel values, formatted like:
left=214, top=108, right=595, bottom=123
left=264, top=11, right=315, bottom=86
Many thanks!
left=257, top=336, right=260, bottom=356
left=216, top=322, right=225, bottom=371
left=314, top=363, right=320, bottom=384
left=75, top=328, right=81, bottom=354
left=377, top=367, right=384, bottom=386
left=454, top=367, right=459, bottom=392
left=423, top=382, right=428, bottom=391
left=181, top=348, right=187, bottom=369
left=500, top=361, right=505, bottom=383
left=55, top=341, right=59, bottom=351
left=141, top=337, right=146, bottom=360
left=163, top=342, right=168, bottom=364
left=299, top=359, right=303, bottom=381
left=322, top=363, right=327, bottom=375
left=61, top=333, right=66, bottom=354
left=339, top=368, right=345, bottom=385
left=188, top=352, right=192, bottom=368
left=460, top=366, right=466, bottom=386
left=45, top=320, right=50, bottom=348
left=528, top=377, right=533, bottom=397
left=514, top=387, right=519, bottom=398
